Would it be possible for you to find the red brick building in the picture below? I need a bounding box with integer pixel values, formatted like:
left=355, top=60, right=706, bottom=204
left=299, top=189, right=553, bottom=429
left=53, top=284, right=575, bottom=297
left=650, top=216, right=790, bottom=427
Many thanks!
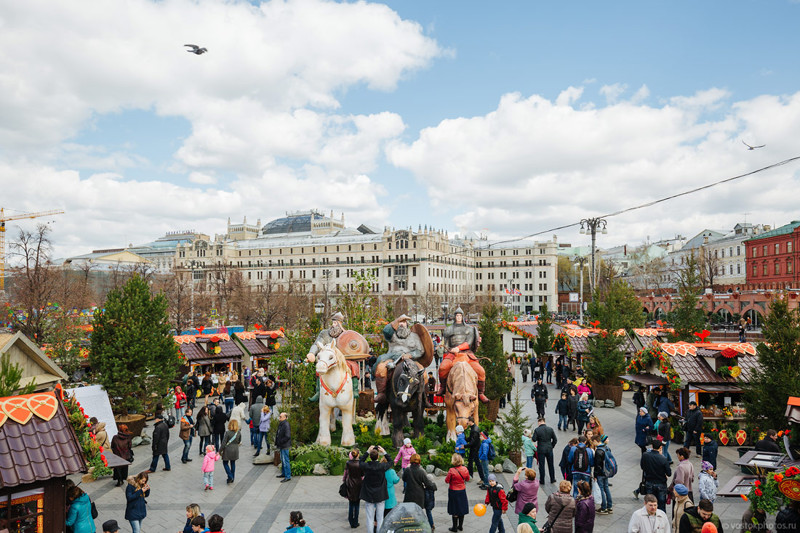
left=745, top=220, right=800, bottom=290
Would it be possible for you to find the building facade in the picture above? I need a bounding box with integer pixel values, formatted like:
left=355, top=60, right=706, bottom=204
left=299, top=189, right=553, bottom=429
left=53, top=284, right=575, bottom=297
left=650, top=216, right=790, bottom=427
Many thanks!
left=745, top=220, right=800, bottom=290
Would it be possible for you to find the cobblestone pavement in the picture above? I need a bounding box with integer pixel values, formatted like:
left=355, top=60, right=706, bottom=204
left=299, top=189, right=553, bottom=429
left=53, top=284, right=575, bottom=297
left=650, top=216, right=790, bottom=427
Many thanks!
left=81, top=367, right=749, bottom=533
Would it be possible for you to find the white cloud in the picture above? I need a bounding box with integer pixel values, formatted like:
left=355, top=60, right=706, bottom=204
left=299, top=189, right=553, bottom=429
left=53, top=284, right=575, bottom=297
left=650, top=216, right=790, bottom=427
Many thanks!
left=600, top=83, right=627, bottom=104
left=188, top=171, right=217, bottom=185
left=388, top=87, right=800, bottom=247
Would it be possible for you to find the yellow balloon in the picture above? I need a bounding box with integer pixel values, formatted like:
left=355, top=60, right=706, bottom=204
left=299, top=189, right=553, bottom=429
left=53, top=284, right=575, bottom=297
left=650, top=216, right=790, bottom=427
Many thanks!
left=473, top=503, right=486, bottom=517
left=623, top=382, right=630, bottom=391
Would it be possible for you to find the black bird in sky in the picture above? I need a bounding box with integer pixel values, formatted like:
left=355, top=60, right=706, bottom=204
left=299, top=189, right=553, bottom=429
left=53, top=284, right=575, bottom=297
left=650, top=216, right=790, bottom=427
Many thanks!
left=184, top=44, right=208, bottom=55
left=742, top=140, right=765, bottom=150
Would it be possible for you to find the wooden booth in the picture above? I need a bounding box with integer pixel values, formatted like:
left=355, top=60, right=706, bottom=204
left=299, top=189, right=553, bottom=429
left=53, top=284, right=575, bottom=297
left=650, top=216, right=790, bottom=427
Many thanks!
left=0, top=333, right=68, bottom=392
left=0, top=392, right=87, bottom=533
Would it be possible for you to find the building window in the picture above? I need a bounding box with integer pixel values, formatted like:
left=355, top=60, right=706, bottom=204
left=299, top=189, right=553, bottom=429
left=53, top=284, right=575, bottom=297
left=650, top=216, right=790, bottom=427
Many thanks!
left=775, top=262, right=780, bottom=275
left=789, top=261, right=794, bottom=274
left=789, top=241, right=794, bottom=253
left=752, top=263, right=757, bottom=276
left=763, top=245, right=768, bottom=256
left=737, top=246, right=741, bottom=256
left=776, top=243, right=781, bottom=255
left=512, top=338, right=527, bottom=352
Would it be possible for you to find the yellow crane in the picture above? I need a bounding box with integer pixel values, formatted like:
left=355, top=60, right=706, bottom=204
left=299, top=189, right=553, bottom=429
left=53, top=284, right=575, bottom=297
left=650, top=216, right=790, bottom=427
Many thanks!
left=0, top=207, right=65, bottom=293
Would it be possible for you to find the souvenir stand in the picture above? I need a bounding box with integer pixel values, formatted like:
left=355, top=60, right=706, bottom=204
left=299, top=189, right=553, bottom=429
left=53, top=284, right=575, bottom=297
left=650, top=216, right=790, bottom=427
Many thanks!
left=174, top=332, right=245, bottom=376
left=232, top=329, right=283, bottom=377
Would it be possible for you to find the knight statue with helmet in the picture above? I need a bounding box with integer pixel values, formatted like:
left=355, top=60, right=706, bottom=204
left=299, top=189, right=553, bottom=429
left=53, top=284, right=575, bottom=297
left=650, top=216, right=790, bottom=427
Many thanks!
left=307, top=312, right=361, bottom=401
left=373, top=314, right=432, bottom=405
left=438, top=307, right=488, bottom=403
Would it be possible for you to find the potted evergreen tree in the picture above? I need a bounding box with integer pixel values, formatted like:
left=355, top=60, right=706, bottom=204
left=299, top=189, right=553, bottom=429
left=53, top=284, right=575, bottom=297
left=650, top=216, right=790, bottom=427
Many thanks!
left=497, top=387, right=530, bottom=466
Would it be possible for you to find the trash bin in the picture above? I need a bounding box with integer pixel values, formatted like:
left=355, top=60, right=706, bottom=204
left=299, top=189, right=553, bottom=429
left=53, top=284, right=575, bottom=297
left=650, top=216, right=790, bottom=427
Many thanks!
left=738, top=447, right=755, bottom=474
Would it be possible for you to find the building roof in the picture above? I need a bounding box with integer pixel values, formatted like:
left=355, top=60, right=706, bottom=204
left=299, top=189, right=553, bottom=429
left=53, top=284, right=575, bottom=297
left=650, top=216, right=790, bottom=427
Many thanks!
left=746, top=220, right=800, bottom=242
left=0, top=392, right=87, bottom=488
left=669, top=353, right=728, bottom=384
left=0, top=332, right=68, bottom=388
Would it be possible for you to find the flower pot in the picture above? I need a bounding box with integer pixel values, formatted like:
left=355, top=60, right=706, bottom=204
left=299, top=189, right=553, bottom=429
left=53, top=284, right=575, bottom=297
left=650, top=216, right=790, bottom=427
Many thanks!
left=115, top=413, right=146, bottom=437
left=81, top=467, right=95, bottom=484
left=486, top=399, right=501, bottom=422
left=508, top=450, right=522, bottom=467
left=592, top=384, right=623, bottom=406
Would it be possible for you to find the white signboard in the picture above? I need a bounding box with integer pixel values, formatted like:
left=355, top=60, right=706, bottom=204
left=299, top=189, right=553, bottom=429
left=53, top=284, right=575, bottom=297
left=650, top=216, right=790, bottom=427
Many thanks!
left=569, top=292, right=579, bottom=303
left=65, top=384, right=118, bottom=440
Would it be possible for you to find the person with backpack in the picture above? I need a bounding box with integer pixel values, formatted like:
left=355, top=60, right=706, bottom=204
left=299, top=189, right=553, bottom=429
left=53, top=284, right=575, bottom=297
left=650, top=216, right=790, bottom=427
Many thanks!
left=567, top=436, right=594, bottom=498
left=559, top=437, right=578, bottom=484
left=484, top=474, right=509, bottom=533
left=533, top=418, right=558, bottom=484
left=478, top=433, right=496, bottom=490
left=592, top=435, right=615, bottom=515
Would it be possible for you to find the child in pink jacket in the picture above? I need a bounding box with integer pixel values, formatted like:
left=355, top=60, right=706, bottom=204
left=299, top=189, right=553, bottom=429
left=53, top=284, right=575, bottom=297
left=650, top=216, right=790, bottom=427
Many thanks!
left=394, top=438, right=416, bottom=470
left=202, top=444, right=220, bottom=490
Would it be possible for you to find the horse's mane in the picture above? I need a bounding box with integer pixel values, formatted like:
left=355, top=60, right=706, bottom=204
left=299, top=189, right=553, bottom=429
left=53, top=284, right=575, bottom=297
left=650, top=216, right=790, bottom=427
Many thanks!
left=320, top=342, right=350, bottom=377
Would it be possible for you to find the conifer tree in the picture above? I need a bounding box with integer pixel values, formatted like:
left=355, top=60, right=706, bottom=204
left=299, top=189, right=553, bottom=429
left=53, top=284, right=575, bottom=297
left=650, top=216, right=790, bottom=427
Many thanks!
left=742, top=297, right=800, bottom=429
left=479, top=304, right=512, bottom=400
left=89, top=275, right=181, bottom=414
left=588, top=279, right=645, bottom=332
left=532, top=303, right=554, bottom=357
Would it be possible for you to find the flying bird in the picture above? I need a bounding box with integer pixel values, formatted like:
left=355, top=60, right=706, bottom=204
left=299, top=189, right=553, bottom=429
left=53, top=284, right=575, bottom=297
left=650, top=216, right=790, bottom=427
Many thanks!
left=742, top=140, right=765, bottom=150
left=184, top=44, right=208, bottom=55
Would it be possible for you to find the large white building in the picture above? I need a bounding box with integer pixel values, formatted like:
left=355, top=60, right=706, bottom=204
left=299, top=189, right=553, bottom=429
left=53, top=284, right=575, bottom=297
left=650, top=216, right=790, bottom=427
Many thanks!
left=175, top=210, right=559, bottom=316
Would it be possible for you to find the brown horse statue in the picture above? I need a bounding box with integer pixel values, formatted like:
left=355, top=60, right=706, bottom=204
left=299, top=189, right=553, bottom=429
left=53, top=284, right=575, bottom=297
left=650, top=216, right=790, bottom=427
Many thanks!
left=444, top=358, right=479, bottom=442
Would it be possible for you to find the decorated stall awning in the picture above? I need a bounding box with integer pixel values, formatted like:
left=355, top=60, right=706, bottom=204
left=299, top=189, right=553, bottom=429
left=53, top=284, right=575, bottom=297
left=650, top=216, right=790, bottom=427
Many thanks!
left=174, top=333, right=243, bottom=364
left=659, top=341, right=756, bottom=357
left=620, top=374, right=669, bottom=386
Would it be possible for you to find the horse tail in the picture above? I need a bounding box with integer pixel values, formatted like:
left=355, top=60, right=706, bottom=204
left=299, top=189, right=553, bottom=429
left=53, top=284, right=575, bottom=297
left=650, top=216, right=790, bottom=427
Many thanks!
left=376, top=400, right=387, bottom=419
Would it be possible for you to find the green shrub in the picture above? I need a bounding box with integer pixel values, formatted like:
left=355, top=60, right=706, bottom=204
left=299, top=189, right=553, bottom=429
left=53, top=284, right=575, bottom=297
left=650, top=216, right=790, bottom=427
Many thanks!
left=429, top=440, right=456, bottom=471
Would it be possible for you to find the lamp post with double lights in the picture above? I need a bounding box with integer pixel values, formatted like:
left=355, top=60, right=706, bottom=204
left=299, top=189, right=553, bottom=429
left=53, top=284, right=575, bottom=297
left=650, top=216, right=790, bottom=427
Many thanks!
left=188, top=259, right=199, bottom=327
left=574, top=256, right=588, bottom=325
left=579, top=217, right=607, bottom=296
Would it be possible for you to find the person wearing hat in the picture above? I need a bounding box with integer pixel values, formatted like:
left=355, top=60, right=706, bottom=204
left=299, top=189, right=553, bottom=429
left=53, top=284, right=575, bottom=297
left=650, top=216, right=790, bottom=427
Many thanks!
left=146, top=412, right=171, bottom=473
left=455, top=425, right=467, bottom=456
left=484, top=473, right=509, bottom=533
left=635, top=407, right=652, bottom=455
left=102, top=520, right=119, bottom=533
left=373, top=314, right=425, bottom=405
left=438, top=307, right=489, bottom=403
left=518, top=502, right=540, bottom=531
left=671, top=484, right=693, bottom=533
left=679, top=499, right=722, bottom=533
left=697, top=462, right=718, bottom=503
left=306, top=312, right=347, bottom=402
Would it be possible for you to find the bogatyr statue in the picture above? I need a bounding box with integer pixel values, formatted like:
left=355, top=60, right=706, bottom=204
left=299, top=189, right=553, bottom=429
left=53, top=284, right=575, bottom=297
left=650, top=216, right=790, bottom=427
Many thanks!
left=373, top=314, right=425, bottom=405
left=307, top=312, right=360, bottom=402
left=438, top=307, right=489, bottom=403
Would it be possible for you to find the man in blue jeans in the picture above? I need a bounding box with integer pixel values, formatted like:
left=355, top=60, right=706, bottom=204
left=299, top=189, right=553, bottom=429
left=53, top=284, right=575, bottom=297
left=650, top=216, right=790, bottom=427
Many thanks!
left=484, top=474, right=508, bottom=533
left=593, top=434, right=614, bottom=514
left=567, top=435, right=593, bottom=497
left=147, top=412, right=171, bottom=472
left=275, top=412, right=292, bottom=482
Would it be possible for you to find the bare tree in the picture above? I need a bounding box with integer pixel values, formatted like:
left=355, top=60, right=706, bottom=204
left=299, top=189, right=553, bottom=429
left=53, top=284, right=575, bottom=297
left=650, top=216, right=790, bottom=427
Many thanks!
left=629, top=245, right=667, bottom=293
left=155, top=271, right=193, bottom=334
left=697, top=246, right=720, bottom=291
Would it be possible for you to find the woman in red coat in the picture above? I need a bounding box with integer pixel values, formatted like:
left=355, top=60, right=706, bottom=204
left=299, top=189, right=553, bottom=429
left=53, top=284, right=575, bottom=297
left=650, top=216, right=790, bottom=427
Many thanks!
left=444, top=454, right=470, bottom=532
left=174, top=386, right=188, bottom=423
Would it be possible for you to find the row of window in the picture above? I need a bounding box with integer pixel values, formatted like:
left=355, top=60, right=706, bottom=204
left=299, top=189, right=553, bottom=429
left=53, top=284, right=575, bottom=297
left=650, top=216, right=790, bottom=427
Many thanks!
left=476, top=248, right=549, bottom=257
left=752, top=240, right=794, bottom=258
left=751, top=259, right=794, bottom=277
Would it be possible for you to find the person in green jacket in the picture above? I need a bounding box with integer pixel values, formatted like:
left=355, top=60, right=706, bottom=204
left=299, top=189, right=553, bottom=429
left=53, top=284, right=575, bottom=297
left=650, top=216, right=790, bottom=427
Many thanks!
left=383, top=458, right=401, bottom=517
left=66, top=486, right=96, bottom=533
left=518, top=502, right=540, bottom=533
left=522, top=429, right=537, bottom=469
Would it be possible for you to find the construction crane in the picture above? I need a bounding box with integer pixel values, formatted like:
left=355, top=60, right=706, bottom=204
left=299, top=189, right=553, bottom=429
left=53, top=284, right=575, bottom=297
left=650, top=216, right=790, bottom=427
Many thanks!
left=0, top=207, right=65, bottom=294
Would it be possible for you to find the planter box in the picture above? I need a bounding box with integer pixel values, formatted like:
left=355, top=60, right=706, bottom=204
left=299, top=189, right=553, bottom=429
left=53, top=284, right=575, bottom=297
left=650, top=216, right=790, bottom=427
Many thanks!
left=486, top=399, right=501, bottom=422
left=115, top=414, right=146, bottom=437
left=592, top=384, right=623, bottom=406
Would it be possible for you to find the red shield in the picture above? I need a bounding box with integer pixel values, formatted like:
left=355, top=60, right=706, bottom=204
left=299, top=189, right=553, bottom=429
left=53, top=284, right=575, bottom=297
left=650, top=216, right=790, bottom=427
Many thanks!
left=2, top=397, right=33, bottom=424
left=27, top=394, right=58, bottom=421
left=736, top=429, right=747, bottom=446
left=719, top=429, right=729, bottom=446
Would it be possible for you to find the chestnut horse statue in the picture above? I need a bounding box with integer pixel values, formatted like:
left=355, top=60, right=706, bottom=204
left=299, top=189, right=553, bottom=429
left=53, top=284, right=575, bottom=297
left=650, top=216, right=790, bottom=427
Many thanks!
left=444, top=358, right=479, bottom=442
left=314, top=341, right=356, bottom=447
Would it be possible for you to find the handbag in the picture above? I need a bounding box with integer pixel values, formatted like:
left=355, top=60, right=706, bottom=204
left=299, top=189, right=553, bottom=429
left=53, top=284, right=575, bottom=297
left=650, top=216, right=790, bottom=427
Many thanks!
left=506, top=486, right=517, bottom=503
left=540, top=499, right=566, bottom=533
left=90, top=501, right=98, bottom=519
left=338, top=482, right=348, bottom=498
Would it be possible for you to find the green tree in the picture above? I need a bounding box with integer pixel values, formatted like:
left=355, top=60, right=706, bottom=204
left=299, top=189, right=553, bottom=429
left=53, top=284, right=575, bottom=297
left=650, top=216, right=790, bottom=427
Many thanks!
left=496, top=386, right=530, bottom=459
left=0, top=353, right=37, bottom=396
left=670, top=253, right=706, bottom=342
left=532, top=303, right=554, bottom=357
left=338, top=272, right=381, bottom=335
left=742, top=296, right=800, bottom=430
left=478, top=304, right=512, bottom=400
left=588, top=279, right=644, bottom=332
left=583, top=330, right=626, bottom=386
left=89, top=275, right=181, bottom=415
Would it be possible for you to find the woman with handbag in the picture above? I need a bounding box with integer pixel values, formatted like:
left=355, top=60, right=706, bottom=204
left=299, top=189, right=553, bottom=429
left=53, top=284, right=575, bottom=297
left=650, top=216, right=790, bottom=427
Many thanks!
left=512, top=466, right=540, bottom=518
left=219, top=419, right=241, bottom=484
left=444, top=454, right=471, bottom=532
left=344, top=449, right=364, bottom=528
left=543, top=480, right=575, bottom=533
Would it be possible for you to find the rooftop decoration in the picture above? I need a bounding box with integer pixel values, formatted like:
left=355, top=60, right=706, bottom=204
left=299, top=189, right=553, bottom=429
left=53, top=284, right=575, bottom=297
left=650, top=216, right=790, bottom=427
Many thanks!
left=626, top=346, right=682, bottom=390
left=551, top=332, right=572, bottom=354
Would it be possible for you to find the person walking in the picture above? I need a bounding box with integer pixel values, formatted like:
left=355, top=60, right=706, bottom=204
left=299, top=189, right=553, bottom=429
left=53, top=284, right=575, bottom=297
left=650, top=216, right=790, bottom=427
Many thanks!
left=478, top=432, right=493, bottom=489
left=559, top=437, right=578, bottom=484
left=485, top=474, right=509, bottom=533
left=125, top=471, right=150, bottom=533
left=546, top=358, right=553, bottom=384
left=220, top=419, right=241, bottom=484
left=671, top=484, right=693, bottom=533
left=532, top=377, right=548, bottom=420
left=521, top=360, right=529, bottom=383
left=424, top=472, right=437, bottom=531
left=276, top=412, right=292, bottom=482
left=234, top=380, right=247, bottom=406
left=222, top=382, right=234, bottom=414
left=512, top=467, right=540, bottom=516
left=345, top=449, right=364, bottom=528
left=201, top=445, right=220, bottom=490
left=211, top=399, right=228, bottom=451
left=522, top=429, right=537, bottom=469
left=635, top=407, right=652, bottom=455
left=576, top=393, right=592, bottom=435
left=255, top=405, right=272, bottom=456
left=574, top=480, right=595, bottom=533
left=678, top=499, right=723, bottom=533
left=592, top=434, right=613, bottom=515
left=360, top=446, right=392, bottom=533
left=555, top=393, right=569, bottom=431
left=655, top=412, right=672, bottom=463
left=567, top=389, right=579, bottom=431
left=66, top=486, right=96, bottom=533
left=248, top=395, right=265, bottom=448
left=384, top=455, right=401, bottom=519
left=683, top=401, right=704, bottom=456
left=196, top=406, right=212, bottom=456
left=175, top=386, right=188, bottom=423
left=544, top=481, right=576, bottom=533
left=697, top=462, right=718, bottom=503
left=148, top=412, right=171, bottom=472
left=445, top=454, right=471, bottom=533
left=641, top=439, right=671, bottom=513
left=467, top=419, right=484, bottom=484
left=628, top=494, right=669, bottom=533
left=533, top=418, right=557, bottom=484
left=567, top=436, right=593, bottom=498
left=286, top=511, right=314, bottom=533
left=180, top=408, right=196, bottom=464
left=403, top=454, right=429, bottom=509
left=182, top=504, right=202, bottom=533
left=672, top=448, right=695, bottom=503
left=111, top=424, right=133, bottom=486
left=701, top=435, right=718, bottom=470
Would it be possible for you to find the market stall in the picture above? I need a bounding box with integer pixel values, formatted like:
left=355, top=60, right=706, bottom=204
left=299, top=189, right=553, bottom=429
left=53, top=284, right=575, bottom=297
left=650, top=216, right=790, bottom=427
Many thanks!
left=174, top=333, right=246, bottom=375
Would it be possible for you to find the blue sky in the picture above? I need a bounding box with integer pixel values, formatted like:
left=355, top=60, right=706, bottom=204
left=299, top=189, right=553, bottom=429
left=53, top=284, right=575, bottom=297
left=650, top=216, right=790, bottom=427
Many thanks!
left=2, top=0, right=800, bottom=258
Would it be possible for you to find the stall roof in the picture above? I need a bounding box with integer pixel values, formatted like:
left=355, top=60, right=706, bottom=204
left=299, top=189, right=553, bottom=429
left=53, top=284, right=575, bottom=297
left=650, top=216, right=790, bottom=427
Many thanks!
left=0, top=392, right=86, bottom=488
left=621, top=374, right=669, bottom=386
left=669, top=353, right=728, bottom=384
left=696, top=384, right=743, bottom=392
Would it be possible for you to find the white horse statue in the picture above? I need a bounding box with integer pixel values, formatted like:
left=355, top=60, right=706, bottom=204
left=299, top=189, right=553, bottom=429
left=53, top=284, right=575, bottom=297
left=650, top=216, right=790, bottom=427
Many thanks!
left=315, top=341, right=356, bottom=447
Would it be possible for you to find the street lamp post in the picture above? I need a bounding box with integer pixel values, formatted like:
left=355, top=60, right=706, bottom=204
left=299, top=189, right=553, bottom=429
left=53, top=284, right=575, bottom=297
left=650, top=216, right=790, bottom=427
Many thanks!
left=579, top=217, right=607, bottom=296
left=188, top=259, right=199, bottom=328
left=574, top=256, right=588, bottom=325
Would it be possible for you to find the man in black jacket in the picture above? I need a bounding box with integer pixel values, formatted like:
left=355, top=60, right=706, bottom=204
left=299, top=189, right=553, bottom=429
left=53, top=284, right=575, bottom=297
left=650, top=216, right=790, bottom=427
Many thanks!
left=754, top=429, right=781, bottom=453
left=531, top=378, right=548, bottom=419
left=147, top=412, right=170, bottom=473
left=466, top=419, right=483, bottom=483
left=533, top=418, right=557, bottom=484
left=641, top=439, right=671, bottom=513
left=275, top=412, right=292, bottom=482
left=683, top=401, right=704, bottom=455
left=360, top=445, right=392, bottom=533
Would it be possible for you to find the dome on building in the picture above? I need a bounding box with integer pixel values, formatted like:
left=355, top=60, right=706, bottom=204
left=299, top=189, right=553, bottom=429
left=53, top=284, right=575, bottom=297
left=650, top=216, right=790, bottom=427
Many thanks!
left=262, top=213, right=314, bottom=235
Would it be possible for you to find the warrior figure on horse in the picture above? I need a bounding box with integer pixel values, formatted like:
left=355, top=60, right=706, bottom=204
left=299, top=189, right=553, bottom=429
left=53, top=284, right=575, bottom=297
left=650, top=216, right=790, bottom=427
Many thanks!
left=437, top=307, right=489, bottom=404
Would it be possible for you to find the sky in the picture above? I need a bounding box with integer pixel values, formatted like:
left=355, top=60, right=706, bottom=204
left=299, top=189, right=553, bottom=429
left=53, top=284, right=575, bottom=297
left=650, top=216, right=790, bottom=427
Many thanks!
left=3, top=0, right=800, bottom=260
